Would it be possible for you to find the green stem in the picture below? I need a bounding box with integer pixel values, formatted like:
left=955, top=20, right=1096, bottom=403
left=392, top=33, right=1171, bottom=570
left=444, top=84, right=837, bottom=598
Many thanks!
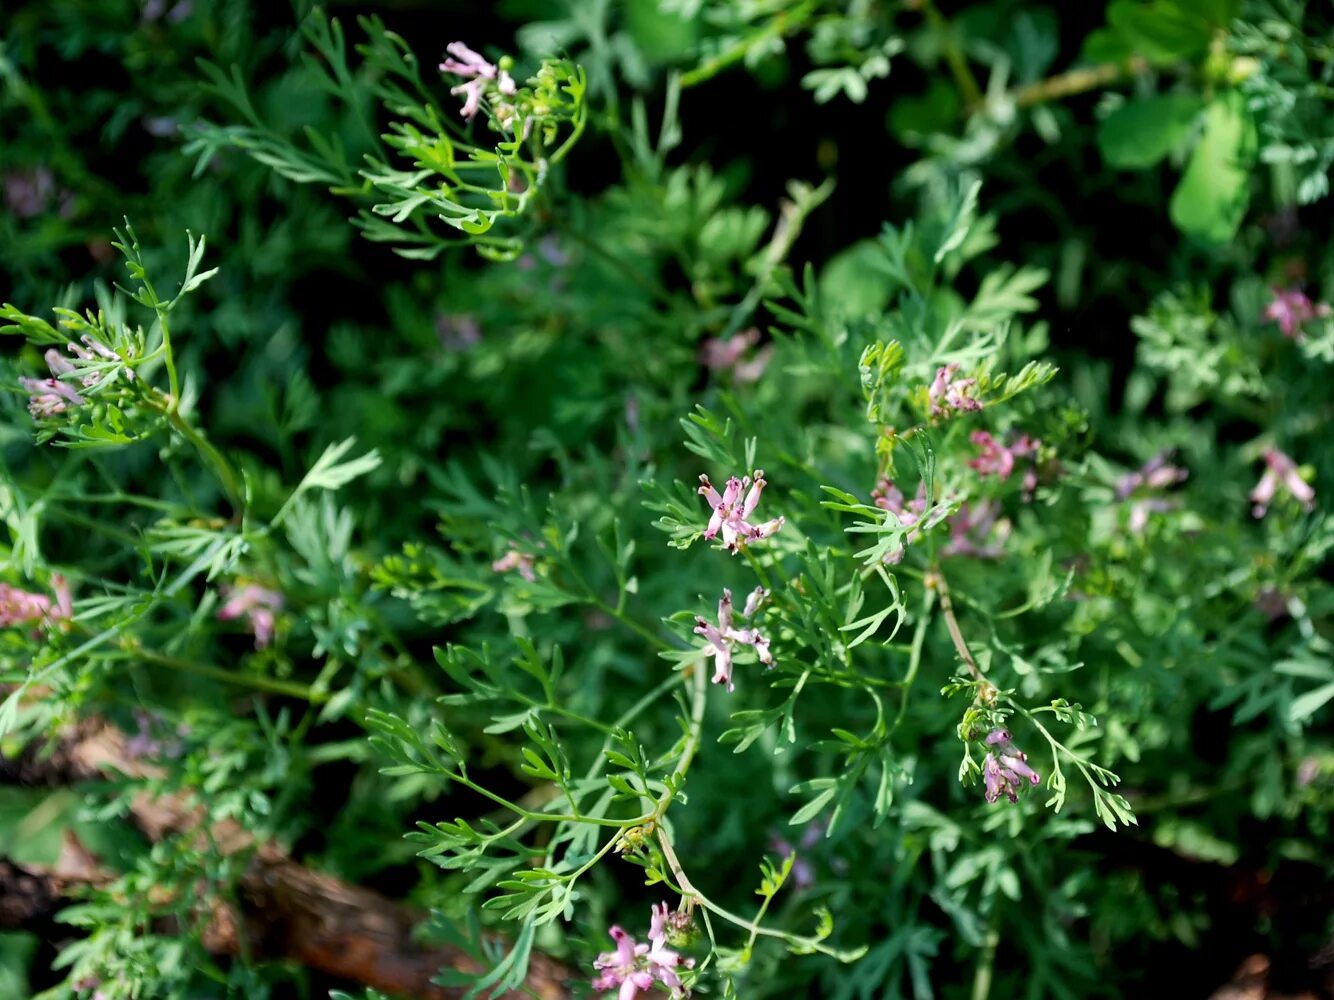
left=930, top=565, right=983, bottom=681
left=163, top=406, right=246, bottom=515
left=134, top=648, right=324, bottom=702
left=679, top=0, right=819, bottom=89
left=892, top=586, right=936, bottom=733
left=921, top=0, right=983, bottom=108
left=971, top=905, right=1001, bottom=1000
left=1012, top=56, right=1150, bottom=108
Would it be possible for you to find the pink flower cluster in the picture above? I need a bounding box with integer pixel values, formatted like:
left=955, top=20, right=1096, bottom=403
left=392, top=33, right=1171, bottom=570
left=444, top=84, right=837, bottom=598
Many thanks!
left=592, top=902, right=693, bottom=999
left=872, top=479, right=928, bottom=564
left=969, top=431, right=1040, bottom=497
left=928, top=364, right=982, bottom=418
left=1115, top=451, right=1189, bottom=535
left=1250, top=448, right=1314, bottom=518
left=216, top=584, right=283, bottom=649
left=1262, top=287, right=1330, bottom=340
left=440, top=42, right=516, bottom=121
left=694, top=587, right=773, bottom=692
left=698, top=328, right=773, bottom=383
left=20, top=337, right=134, bottom=420
left=982, top=728, right=1040, bottom=804
left=0, top=576, right=71, bottom=629
left=492, top=545, right=537, bottom=582
left=698, top=470, right=784, bottom=554
left=941, top=500, right=1010, bottom=559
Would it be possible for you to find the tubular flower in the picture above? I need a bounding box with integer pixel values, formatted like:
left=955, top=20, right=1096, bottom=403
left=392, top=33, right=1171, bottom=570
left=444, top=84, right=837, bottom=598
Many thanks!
left=981, top=728, right=1041, bottom=804
left=698, top=327, right=774, bottom=384
left=492, top=545, right=537, bottom=582
left=928, top=364, right=982, bottom=418
left=1250, top=448, right=1315, bottom=518
left=216, top=584, right=284, bottom=649
left=440, top=42, right=516, bottom=121
left=592, top=904, right=694, bottom=999
left=0, top=575, right=72, bottom=629
left=698, top=470, right=784, bottom=554
left=1115, top=450, right=1189, bottom=535
left=871, top=478, right=930, bottom=563
left=693, top=588, right=774, bottom=692
left=969, top=431, right=1040, bottom=497
left=942, top=500, right=1011, bottom=559
left=1262, top=287, right=1329, bottom=339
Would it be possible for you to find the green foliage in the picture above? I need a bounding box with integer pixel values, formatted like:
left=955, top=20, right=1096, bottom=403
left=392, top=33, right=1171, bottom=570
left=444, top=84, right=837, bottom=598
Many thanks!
left=1, top=1, right=1332, bottom=999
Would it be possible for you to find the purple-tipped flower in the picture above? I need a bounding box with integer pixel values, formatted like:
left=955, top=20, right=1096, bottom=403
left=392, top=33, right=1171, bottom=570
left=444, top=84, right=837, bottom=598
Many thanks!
left=3, top=167, right=55, bottom=218
left=981, top=728, right=1040, bottom=804
left=698, top=470, right=784, bottom=554
left=1250, top=448, right=1315, bottom=518
left=742, top=586, right=768, bottom=618
left=942, top=500, right=1011, bottom=559
left=871, top=479, right=930, bottom=563
left=21, top=335, right=136, bottom=420
left=768, top=820, right=826, bottom=890
left=217, top=584, right=283, bottom=649
left=928, top=364, right=982, bottom=418
left=0, top=575, right=72, bottom=629
left=20, top=376, right=85, bottom=418
left=693, top=588, right=774, bottom=692
left=969, top=431, right=1041, bottom=498
left=492, top=545, right=537, bottom=582
left=440, top=42, right=516, bottom=121
left=437, top=314, right=482, bottom=352
left=698, top=328, right=774, bottom=384
left=592, top=904, right=694, bottom=999
left=1262, top=287, right=1330, bottom=340
left=1115, top=451, right=1189, bottom=535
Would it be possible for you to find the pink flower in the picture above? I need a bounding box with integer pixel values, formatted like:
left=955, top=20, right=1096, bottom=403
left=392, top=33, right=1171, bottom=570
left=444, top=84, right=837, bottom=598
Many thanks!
left=928, top=364, right=982, bottom=418
left=440, top=42, right=516, bottom=120
left=693, top=589, right=774, bottom=692
left=981, top=728, right=1040, bottom=804
left=871, top=478, right=929, bottom=563
left=436, top=314, right=482, bottom=352
left=942, top=500, right=1011, bottom=559
left=20, top=376, right=85, bottom=418
left=3, top=167, right=55, bottom=218
left=969, top=431, right=1040, bottom=498
left=492, top=546, right=537, bottom=582
left=768, top=820, right=825, bottom=890
left=592, top=904, right=694, bottom=999
left=742, top=585, right=768, bottom=618
left=1250, top=448, right=1315, bottom=518
left=0, top=575, right=72, bottom=629
left=1115, top=451, right=1189, bottom=535
left=1262, top=287, right=1330, bottom=339
left=698, top=470, right=784, bottom=554
left=20, top=336, right=136, bottom=419
left=698, top=328, right=774, bottom=384
left=217, top=584, right=283, bottom=649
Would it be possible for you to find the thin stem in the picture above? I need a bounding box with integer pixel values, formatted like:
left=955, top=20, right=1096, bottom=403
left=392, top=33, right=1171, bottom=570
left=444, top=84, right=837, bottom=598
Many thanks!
left=921, top=0, right=983, bottom=108
left=892, top=586, right=937, bottom=733
left=929, top=565, right=983, bottom=681
left=161, top=404, right=246, bottom=515
left=971, top=905, right=1001, bottom=1000
left=134, top=647, right=324, bottom=702
left=679, top=0, right=819, bottom=90
left=652, top=659, right=709, bottom=820
left=160, top=317, right=180, bottom=402
left=1012, top=56, right=1151, bottom=108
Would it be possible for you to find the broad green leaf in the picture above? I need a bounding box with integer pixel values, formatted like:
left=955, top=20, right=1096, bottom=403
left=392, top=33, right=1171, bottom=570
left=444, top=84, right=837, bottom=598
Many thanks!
left=1169, top=91, right=1255, bottom=242
left=1107, top=0, right=1212, bottom=64
left=1098, top=94, right=1204, bottom=169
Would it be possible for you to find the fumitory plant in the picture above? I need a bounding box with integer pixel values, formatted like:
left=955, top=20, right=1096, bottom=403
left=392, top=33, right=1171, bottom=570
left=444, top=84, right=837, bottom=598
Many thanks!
left=1, top=1, right=1331, bottom=999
